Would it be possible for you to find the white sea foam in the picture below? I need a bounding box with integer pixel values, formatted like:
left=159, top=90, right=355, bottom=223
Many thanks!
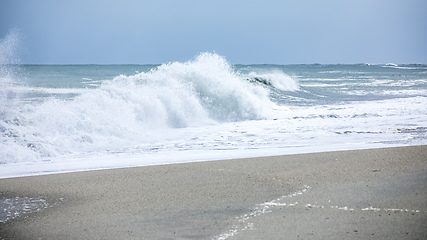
left=1, top=95, right=426, bottom=178
left=0, top=197, right=52, bottom=223
left=0, top=46, right=426, bottom=178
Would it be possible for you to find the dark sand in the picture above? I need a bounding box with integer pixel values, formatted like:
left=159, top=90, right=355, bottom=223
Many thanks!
left=0, top=145, right=426, bottom=239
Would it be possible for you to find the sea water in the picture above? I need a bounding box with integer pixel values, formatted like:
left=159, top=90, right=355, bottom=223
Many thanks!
left=1, top=52, right=427, bottom=178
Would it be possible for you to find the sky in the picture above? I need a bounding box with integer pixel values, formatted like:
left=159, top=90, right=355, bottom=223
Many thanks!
left=1, top=0, right=426, bottom=64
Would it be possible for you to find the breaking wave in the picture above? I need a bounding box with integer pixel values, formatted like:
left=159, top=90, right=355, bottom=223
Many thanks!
left=1, top=52, right=298, bottom=163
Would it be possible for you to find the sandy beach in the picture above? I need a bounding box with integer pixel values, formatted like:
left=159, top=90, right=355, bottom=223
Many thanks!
left=1, top=145, right=426, bottom=239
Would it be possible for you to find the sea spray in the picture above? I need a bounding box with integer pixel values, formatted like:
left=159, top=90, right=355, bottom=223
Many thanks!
left=0, top=29, right=21, bottom=112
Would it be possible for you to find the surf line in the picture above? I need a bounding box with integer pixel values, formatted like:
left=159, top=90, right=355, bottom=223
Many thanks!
left=289, top=203, right=426, bottom=214
left=213, top=185, right=311, bottom=240
left=213, top=185, right=426, bottom=240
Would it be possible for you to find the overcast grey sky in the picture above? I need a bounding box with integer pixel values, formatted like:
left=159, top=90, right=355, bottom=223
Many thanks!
left=1, top=0, right=426, bottom=64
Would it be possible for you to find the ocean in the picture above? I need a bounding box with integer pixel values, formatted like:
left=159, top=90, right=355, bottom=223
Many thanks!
left=1, top=53, right=427, bottom=178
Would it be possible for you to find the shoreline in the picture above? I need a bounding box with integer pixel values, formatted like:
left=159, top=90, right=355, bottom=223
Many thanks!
left=1, top=145, right=426, bottom=239
left=1, top=144, right=422, bottom=180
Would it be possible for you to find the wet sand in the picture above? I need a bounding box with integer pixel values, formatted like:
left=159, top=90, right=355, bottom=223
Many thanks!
left=0, top=145, right=426, bottom=239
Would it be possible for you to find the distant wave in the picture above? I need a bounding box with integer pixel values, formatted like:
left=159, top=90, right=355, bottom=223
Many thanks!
left=245, top=71, right=299, bottom=91
left=383, top=63, right=427, bottom=70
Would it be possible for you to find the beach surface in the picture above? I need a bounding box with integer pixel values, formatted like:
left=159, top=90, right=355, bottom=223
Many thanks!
left=1, top=145, right=426, bottom=239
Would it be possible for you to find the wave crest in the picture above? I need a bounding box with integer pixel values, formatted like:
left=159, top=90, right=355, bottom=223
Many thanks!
left=108, top=52, right=274, bottom=124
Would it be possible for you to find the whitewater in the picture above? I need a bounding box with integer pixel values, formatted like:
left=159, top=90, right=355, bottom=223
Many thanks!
left=1, top=50, right=427, bottom=178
